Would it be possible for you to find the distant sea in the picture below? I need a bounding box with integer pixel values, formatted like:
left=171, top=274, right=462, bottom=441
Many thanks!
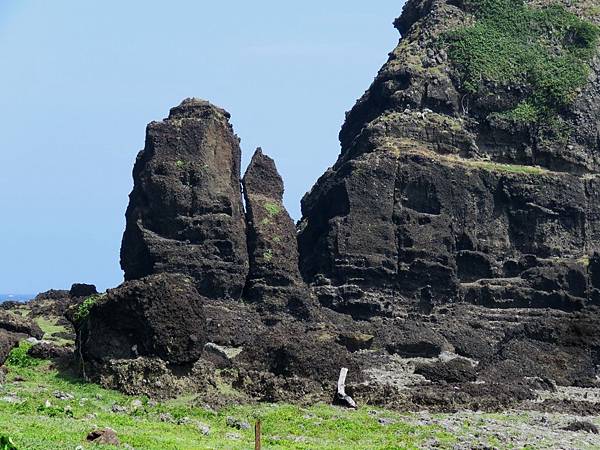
left=0, top=294, right=34, bottom=304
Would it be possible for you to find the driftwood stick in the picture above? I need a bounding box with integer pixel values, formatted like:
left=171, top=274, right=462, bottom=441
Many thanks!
left=336, top=367, right=357, bottom=408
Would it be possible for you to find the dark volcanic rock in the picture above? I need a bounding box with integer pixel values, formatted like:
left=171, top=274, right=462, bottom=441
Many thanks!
left=297, top=0, right=600, bottom=312
left=27, top=289, right=78, bottom=318
left=31, top=289, right=70, bottom=301
left=563, top=421, right=599, bottom=434
left=0, top=311, right=43, bottom=340
left=479, top=309, right=600, bottom=386
left=86, top=428, right=120, bottom=446
left=93, top=356, right=217, bottom=399
left=79, top=273, right=207, bottom=365
left=27, top=342, right=73, bottom=360
left=242, top=148, right=309, bottom=313
left=380, top=321, right=450, bottom=358
left=120, top=98, right=249, bottom=299
left=238, top=324, right=361, bottom=383
left=69, top=283, right=97, bottom=298
left=73, top=3, right=600, bottom=413
left=415, top=359, right=477, bottom=383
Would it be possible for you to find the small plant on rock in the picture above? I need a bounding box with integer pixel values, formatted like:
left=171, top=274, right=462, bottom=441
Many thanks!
left=264, top=202, right=281, bottom=217
left=73, top=294, right=103, bottom=323
left=263, top=250, right=273, bottom=262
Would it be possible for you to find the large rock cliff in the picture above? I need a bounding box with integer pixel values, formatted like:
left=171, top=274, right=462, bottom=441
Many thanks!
left=298, top=0, right=600, bottom=314
left=73, top=1, right=600, bottom=412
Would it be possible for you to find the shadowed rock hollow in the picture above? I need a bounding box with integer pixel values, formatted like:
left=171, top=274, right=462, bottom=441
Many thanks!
left=70, top=0, right=600, bottom=412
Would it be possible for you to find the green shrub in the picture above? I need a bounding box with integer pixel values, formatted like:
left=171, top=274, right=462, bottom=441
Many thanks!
left=73, top=294, right=102, bottom=323
left=0, top=435, right=17, bottom=450
left=6, top=342, right=39, bottom=369
left=36, top=403, right=73, bottom=418
left=493, top=101, right=539, bottom=124
left=444, top=0, right=600, bottom=127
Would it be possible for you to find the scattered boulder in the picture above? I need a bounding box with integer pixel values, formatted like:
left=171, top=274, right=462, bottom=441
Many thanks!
left=0, top=311, right=43, bottom=340
left=27, top=342, right=72, bottom=360
left=78, top=273, right=207, bottom=365
left=86, top=428, right=120, bottom=445
left=226, top=416, right=251, bottom=430
left=197, top=422, right=211, bottom=435
left=563, top=421, right=599, bottom=434
left=0, top=330, right=20, bottom=366
left=69, top=283, right=97, bottom=298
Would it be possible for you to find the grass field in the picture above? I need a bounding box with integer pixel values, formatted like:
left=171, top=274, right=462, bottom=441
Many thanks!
left=2, top=344, right=600, bottom=448
left=0, top=345, right=458, bottom=449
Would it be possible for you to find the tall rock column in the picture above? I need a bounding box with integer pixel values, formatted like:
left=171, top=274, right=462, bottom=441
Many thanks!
left=242, top=149, right=308, bottom=313
left=121, top=98, right=249, bottom=299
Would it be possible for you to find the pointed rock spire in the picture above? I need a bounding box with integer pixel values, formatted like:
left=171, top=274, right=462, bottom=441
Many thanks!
left=243, top=148, right=307, bottom=311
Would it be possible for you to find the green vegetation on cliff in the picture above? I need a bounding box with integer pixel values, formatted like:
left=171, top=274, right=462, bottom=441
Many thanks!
left=73, top=294, right=103, bottom=323
left=444, top=0, right=599, bottom=126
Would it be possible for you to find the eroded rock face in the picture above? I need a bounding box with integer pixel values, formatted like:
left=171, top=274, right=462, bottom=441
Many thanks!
left=78, top=273, right=207, bottom=365
left=298, top=0, right=600, bottom=312
left=242, top=148, right=308, bottom=312
left=121, top=98, right=249, bottom=299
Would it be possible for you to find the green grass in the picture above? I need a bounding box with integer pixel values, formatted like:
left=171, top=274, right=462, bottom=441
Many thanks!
left=0, top=353, right=457, bottom=450
left=444, top=0, right=600, bottom=129
left=35, top=316, right=73, bottom=346
left=584, top=5, right=600, bottom=17
left=467, top=160, right=547, bottom=175
left=0, top=435, right=17, bottom=450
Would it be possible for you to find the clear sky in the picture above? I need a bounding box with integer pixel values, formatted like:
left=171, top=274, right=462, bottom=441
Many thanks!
left=0, top=1, right=405, bottom=294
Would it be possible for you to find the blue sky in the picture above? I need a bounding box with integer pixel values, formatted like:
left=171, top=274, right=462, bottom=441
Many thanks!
left=0, top=1, right=405, bottom=293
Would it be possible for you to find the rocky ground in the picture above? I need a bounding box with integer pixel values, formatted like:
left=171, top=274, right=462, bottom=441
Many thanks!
left=2, top=341, right=600, bottom=449
left=1, top=297, right=600, bottom=448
